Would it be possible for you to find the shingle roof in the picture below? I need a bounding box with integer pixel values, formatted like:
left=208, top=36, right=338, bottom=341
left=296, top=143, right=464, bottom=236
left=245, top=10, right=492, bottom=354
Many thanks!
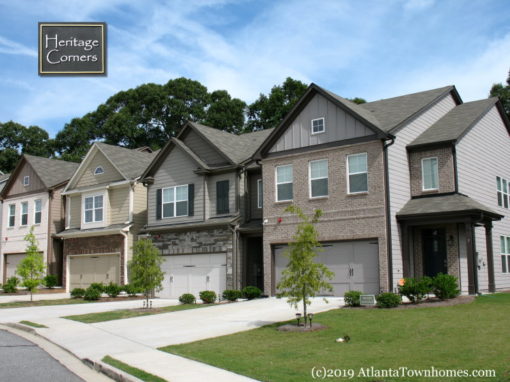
left=24, top=155, right=79, bottom=188
left=408, top=98, right=498, bottom=147
left=0, top=173, right=9, bottom=183
left=361, top=86, right=455, bottom=132
left=397, top=194, right=501, bottom=219
left=95, top=142, right=156, bottom=179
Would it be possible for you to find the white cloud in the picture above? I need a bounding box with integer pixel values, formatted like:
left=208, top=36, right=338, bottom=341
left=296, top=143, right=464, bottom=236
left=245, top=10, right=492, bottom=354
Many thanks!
left=0, top=36, right=36, bottom=57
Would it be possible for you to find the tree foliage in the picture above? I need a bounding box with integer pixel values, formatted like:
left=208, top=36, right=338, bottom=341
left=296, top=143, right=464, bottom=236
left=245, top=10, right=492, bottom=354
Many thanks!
left=17, top=226, right=46, bottom=301
left=276, top=205, right=334, bottom=325
left=490, top=69, right=510, bottom=120
left=347, top=97, right=367, bottom=105
left=128, top=239, right=165, bottom=307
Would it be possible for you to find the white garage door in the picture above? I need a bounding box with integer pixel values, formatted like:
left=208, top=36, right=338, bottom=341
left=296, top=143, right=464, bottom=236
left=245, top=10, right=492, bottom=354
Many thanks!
left=274, top=240, right=379, bottom=296
left=69, top=254, right=120, bottom=290
left=4, top=254, right=26, bottom=282
left=159, top=253, right=227, bottom=299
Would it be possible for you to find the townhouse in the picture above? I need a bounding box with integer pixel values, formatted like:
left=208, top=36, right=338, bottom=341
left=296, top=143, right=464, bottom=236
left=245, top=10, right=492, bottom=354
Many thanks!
left=0, top=155, right=78, bottom=283
left=56, top=143, right=155, bottom=290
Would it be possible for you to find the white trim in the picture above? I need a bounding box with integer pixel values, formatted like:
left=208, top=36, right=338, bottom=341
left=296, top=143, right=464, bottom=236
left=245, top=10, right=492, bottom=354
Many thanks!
left=421, top=157, right=439, bottom=191
left=120, top=230, right=129, bottom=284
left=347, top=152, right=368, bottom=194
left=162, top=184, right=189, bottom=218
left=66, top=252, right=121, bottom=292
left=128, top=184, right=134, bottom=222
left=8, top=203, right=15, bottom=227
left=33, top=199, right=42, bottom=225
left=23, top=175, right=30, bottom=186
left=309, top=159, right=328, bottom=198
left=311, top=117, right=325, bottom=135
left=62, top=179, right=130, bottom=195
left=275, top=164, right=293, bottom=202
left=82, top=192, right=106, bottom=227
left=65, top=196, right=70, bottom=229
left=20, top=201, right=28, bottom=226
left=257, top=179, right=263, bottom=209
left=496, top=176, right=509, bottom=208
left=94, top=166, right=104, bottom=175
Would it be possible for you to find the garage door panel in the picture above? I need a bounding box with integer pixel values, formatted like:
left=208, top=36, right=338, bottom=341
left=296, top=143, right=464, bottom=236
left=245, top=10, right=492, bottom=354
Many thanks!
left=69, top=255, right=119, bottom=290
left=5, top=254, right=26, bottom=282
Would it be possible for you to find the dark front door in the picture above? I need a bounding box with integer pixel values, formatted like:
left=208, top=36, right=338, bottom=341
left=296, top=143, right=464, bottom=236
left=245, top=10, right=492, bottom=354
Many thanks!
left=422, top=229, right=447, bottom=277
left=245, top=237, right=264, bottom=290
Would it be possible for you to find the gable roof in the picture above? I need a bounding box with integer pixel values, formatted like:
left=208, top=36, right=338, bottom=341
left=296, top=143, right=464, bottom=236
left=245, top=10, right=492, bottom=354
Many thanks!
left=408, top=98, right=500, bottom=148
left=95, top=142, right=156, bottom=179
left=360, top=86, right=461, bottom=133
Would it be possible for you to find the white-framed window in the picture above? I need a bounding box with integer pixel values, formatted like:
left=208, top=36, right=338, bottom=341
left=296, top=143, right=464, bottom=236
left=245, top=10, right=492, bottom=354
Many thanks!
left=309, top=159, right=328, bottom=198
left=34, top=199, right=42, bottom=224
left=311, top=117, right=325, bottom=134
left=257, top=179, right=263, bottom=209
left=347, top=153, right=368, bottom=194
left=497, top=176, right=509, bottom=208
left=23, top=176, right=30, bottom=186
left=94, top=166, right=104, bottom=175
left=20, top=202, right=28, bottom=226
left=8, top=204, right=15, bottom=227
left=276, top=165, right=293, bottom=202
left=422, top=157, right=438, bottom=191
left=500, top=236, right=510, bottom=273
left=84, top=195, right=104, bottom=223
left=162, top=185, right=188, bottom=218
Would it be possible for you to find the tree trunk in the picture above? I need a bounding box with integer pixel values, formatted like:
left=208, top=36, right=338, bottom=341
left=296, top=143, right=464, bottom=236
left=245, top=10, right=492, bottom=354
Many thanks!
left=30, top=289, right=33, bottom=302
left=302, top=285, right=307, bottom=326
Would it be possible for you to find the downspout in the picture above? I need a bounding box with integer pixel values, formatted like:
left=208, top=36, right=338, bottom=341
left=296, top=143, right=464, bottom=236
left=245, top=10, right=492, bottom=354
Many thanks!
left=383, top=136, right=395, bottom=292
left=120, top=228, right=129, bottom=285
left=228, top=223, right=240, bottom=290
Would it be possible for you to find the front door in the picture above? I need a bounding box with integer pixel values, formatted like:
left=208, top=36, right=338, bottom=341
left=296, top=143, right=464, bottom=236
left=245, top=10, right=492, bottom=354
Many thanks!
left=422, top=229, right=447, bottom=277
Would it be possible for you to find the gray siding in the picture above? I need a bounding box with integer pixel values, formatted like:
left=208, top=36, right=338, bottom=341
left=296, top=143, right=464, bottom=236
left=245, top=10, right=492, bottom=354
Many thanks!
left=269, top=93, right=374, bottom=153
left=249, top=173, right=262, bottom=220
left=183, top=130, right=229, bottom=166
left=456, top=106, right=510, bottom=291
left=75, top=150, right=124, bottom=189
left=5, top=162, right=46, bottom=197
left=207, top=172, right=237, bottom=217
left=148, top=146, right=204, bottom=226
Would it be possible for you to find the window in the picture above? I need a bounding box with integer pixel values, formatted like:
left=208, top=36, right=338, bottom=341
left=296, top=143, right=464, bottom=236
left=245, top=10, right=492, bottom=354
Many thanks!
left=34, top=199, right=42, bottom=224
left=84, top=195, right=103, bottom=223
left=21, top=202, right=28, bottom=226
left=162, top=185, right=188, bottom=218
left=8, top=204, right=15, bottom=227
left=500, top=236, right=510, bottom=273
left=309, top=159, right=328, bottom=198
left=347, top=153, right=368, bottom=194
left=23, top=176, right=30, bottom=186
left=311, top=118, right=325, bottom=134
left=94, top=166, right=104, bottom=175
left=257, top=179, right=263, bottom=209
left=422, top=157, right=438, bottom=191
left=276, top=165, right=293, bottom=201
left=497, top=176, right=509, bottom=208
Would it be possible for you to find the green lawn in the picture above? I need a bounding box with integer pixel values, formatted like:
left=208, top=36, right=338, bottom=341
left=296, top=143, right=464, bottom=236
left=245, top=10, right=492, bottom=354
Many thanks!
left=161, top=293, right=510, bottom=382
left=102, top=356, right=166, bottom=382
left=0, top=298, right=95, bottom=308
left=65, top=303, right=209, bottom=323
left=19, top=320, right=48, bottom=328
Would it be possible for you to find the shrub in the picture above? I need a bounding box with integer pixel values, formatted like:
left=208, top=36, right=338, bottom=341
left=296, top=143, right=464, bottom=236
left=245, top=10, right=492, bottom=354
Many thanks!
left=104, top=282, right=122, bottom=298
left=199, top=290, right=217, bottom=304
left=344, top=290, right=362, bottom=307
left=84, top=286, right=101, bottom=301
left=222, top=289, right=242, bottom=302
left=376, top=292, right=401, bottom=308
left=179, top=293, right=196, bottom=304
left=70, top=288, right=86, bottom=298
left=89, top=282, right=105, bottom=293
left=43, top=275, right=58, bottom=289
left=123, top=284, right=141, bottom=296
left=398, top=277, right=432, bottom=303
left=431, top=273, right=460, bottom=300
left=3, top=277, right=19, bottom=293
left=242, top=286, right=262, bottom=300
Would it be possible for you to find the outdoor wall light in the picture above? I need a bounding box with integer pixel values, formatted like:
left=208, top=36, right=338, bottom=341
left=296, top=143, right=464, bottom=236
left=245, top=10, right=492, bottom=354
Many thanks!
left=296, top=313, right=302, bottom=326
left=448, top=235, right=455, bottom=247
left=308, top=313, right=314, bottom=328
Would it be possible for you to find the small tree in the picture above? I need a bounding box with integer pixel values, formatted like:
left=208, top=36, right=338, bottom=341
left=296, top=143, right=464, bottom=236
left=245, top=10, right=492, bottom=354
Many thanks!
left=128, top=239, right=165, bottom=308
left=17, top=227, right=45, bottom=301
left=276, top=205, right=334, bottom=326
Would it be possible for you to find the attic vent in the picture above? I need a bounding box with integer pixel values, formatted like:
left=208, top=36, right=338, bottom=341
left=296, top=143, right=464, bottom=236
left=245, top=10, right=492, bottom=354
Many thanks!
left=94, top=166, right=104, bottom=175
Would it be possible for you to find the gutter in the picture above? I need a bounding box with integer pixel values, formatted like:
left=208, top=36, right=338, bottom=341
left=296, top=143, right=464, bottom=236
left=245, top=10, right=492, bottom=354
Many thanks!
left=383, top=135, right=395, bottom=292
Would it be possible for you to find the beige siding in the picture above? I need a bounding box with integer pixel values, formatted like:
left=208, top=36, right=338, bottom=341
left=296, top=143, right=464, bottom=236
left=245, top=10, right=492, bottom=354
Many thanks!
left=132, top=182, right=148, bottom=230
left=109, top=186, right=129, bottom=225
left=270, top=93, right=374, bottom=153
left=69, top=195, right=81, bottom=228
left=207, top=172, right=237, bottom=217
left=183, top=130, right=228, bottom=166
left=49, top=184, right=66, bottom=235
left=75, top=150, right=124, bottom=188
left=5, top=161, right=46, bottom=197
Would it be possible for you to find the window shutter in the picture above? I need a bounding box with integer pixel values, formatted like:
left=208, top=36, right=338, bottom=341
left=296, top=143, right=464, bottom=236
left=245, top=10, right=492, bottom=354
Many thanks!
left=216, top=180, right=229, bottom=215
left=188, top=184, right=194, bottom=216
left=156, top=189, right=162, bottom=220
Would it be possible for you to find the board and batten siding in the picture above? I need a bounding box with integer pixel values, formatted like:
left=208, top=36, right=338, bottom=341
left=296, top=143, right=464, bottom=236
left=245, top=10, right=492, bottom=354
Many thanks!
left=5, top=162, right=46, bottom=197
left=69, top=195, right=81, bottom=228
left=148, top=146, right=204, bottom=226
left=388, top=94, right=457, bottom=287
left=269, top=93, right=375, bottom=153
left=75, top=150, right=124, bottom=189
left=207, top=172, right=237, bottom=217
left=182, top=130, right=228, bottom=166
left=109, top=186, right=129, bottom=225
left=456, top=105, right=510, bottom=291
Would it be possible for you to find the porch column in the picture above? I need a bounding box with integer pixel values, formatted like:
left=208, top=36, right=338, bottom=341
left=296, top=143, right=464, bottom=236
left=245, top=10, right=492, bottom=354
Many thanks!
left=485, top=222, right=496, bottom=293
left=401, top=222, right=410, bottom=278
left=465, top=222, right=476, bottom=294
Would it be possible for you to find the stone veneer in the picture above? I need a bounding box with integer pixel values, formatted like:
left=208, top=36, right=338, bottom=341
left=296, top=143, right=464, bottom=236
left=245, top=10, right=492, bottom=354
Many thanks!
left=261, top=140, right=388, bottom=295
left=409, top=147, right=455, bottom=197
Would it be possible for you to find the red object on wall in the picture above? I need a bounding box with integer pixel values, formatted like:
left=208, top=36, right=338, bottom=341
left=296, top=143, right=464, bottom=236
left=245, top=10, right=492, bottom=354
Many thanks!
left=277, top=217, right=282, bottom=223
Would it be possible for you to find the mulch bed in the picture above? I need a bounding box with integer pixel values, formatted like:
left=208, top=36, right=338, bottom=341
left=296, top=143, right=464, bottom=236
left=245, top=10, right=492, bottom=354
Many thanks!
left=344, top=295, right=476, bottom=309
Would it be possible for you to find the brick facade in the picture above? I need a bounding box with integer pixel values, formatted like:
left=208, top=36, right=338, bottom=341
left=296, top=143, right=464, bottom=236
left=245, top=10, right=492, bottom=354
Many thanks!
left=409, top=147, right=455, bottom=197
left=261, top=140, right=388, bottom=295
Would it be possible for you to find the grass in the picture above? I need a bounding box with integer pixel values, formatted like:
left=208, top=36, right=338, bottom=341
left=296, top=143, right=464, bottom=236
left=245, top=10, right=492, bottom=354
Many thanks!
left=102, top=355, right=166, bottom=382
left=64, top=303, right=209, bottom=323
left=19, top=320, right=48, bottom=328
left=0, top=298, right=95, bottom=308
left=161, top=293, right=510, bottom=382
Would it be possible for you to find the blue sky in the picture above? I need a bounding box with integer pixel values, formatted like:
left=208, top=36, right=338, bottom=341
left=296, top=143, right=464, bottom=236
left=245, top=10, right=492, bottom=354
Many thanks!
left=0, top=0, right=509, bottom=137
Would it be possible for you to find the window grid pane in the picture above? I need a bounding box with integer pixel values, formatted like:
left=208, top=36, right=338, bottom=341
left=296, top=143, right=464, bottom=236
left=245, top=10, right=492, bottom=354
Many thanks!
left=176, top=186, right=188, bottom=202
left=277, top=165, right=293, bottom=183
left=348, top=154, right=367, bottom=174
left=310, top=160, right=328, bottom=179
left=257, top=180, right=263, bottom=208
left=501, top=236, right=506, bottom=254
left=277, top=183, right=293, bottom=201
left=422, top=158, right=438, bottom=190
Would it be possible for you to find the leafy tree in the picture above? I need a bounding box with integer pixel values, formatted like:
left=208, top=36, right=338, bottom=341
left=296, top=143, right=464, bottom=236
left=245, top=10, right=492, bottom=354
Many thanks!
left=347, top=97, right=367, bottom=105
left=276, top=205, right=334, bottom=326
left=17, top=227, right=45, bottom=301
left=128, top=239, right=165, bottom=307
left=245, top=77, right=308, bottom=132
left=204, top=90, right=247, bottom=134
left=490, top=69, right=510, bottom=120
left=53, top=114, right=97, bottom=162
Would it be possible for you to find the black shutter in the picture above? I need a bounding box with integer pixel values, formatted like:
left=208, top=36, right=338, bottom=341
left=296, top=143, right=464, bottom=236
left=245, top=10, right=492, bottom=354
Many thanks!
left=188, top=184, right=194, bottom=216
left=156, top=189, right=162, bottom=220
left=216, top=180, right=229, bottom=215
